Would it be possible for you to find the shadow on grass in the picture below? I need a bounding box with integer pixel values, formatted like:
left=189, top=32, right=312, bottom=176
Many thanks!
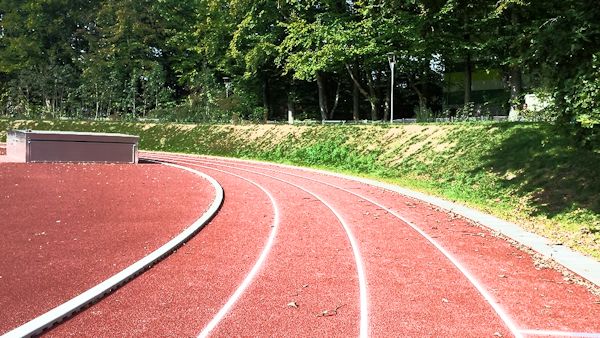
left=473, top=124, right=600, bottom=219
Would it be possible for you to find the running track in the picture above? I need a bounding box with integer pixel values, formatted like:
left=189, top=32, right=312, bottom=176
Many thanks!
left=1, top=150, right=599, bottom=337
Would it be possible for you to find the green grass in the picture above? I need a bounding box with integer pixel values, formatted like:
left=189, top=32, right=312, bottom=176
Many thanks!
left=1, top=119, right=599, bottom=259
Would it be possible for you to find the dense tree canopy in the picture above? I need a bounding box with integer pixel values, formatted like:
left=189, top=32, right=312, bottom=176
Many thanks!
left=0, top=0, right=599, bottom=134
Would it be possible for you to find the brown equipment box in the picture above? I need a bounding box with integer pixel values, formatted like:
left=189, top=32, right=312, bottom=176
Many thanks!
left=7, top=130, right=139, bottom=163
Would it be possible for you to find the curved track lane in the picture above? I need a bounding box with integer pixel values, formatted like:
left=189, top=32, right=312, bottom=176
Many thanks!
left=195, top=165, right=280, bottom=338
left=45, top=156, right=363, bottom=337
left=143, top=156, right=365, bottom=337
left=144, top=152, right=600, bottom=338
left=43, top=161, right=276, bottom=337
left=143, top=153, right=513, bottom=337
left=182, top=161, right=369, bottom=337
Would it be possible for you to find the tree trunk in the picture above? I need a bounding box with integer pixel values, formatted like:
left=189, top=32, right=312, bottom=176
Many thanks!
left=383, top=85, right=390, bottom=121
left=107, top=96, right=112, bottom=117
left=95, top=84, right=100, bottom=120
left=508, top=66, right=523, bottom=120
left=353, top=82, right=360, bottom=121
left=263, top=76, right=270, bottom=122
left=328, top=81, right=340, bottom=119
left=351, top=63, right=360, bottom=121
left=316, top=72, right=329, bottom=120
left=411, top=82, right=428, bottom=120
left=143, top=96, right=147, bottom=117
left=59, top=87, right=64, bottom=117
left=464, top=53, right=472, bottom=104
left=508, top=9, right=524, bottom=121
left=346, top=62, right=379, bottom=120
left=52, top=79, right=57, bottom=117
left=287, top=95, right=295, bottom=125
left=367, top=74, right=379, bottom=120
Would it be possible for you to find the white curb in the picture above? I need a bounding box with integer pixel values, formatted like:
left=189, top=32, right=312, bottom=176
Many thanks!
left=3, top=161, right=224, bottom=338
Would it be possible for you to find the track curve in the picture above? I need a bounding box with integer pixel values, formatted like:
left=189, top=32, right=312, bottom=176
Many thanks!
left=183, top=161, right=370, bottom=338
left=142, top=152, right=600, bottom=337
left=142, top=153, right=513, bottom=336
left=192, top=156, right=520, bottom=335
left=145, top=155, right=365, bottom=337
left=194, top=164, right=280, bottom=338
left=7, top=151, right=597, bottom=337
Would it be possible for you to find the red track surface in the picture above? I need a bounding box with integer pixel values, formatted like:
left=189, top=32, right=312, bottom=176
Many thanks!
left=2, top=151, right=599, bottom=337
left=0, top=162, right=214, bottom=334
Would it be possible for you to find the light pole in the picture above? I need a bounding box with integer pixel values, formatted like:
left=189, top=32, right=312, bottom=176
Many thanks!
left=387, top=52, right=396, bottom=123
left=223, top=76, right=231, bottom=97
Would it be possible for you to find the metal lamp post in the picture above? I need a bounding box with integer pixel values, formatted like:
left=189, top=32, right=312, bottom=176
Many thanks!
left=387, top=53, right=396, bottom=123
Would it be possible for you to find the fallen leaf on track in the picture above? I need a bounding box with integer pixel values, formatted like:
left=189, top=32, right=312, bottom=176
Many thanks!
left=287, top=301, right=298, bottom=308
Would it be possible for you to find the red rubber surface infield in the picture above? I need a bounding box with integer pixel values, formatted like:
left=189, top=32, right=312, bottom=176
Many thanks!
left=0, top=162, right=214, bottom=334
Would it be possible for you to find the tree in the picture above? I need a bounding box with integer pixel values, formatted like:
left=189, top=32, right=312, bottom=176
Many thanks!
left=427, top=0, right=497, bottom=106
left=79, top=0, right=171, bottom=117
left=0, top=0, right=97, bottom=116
left=226, top=0, right=290, bottom=121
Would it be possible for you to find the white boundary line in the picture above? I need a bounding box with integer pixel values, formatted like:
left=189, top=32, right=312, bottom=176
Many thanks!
left=519, top=329, right=600, bottom=337
left=186, top=156, right=523, bottom=337
left=193, top=156, right=600, bottom=338
left=183, top=163, right=281, bottom=338
left=152, top=155, right=370, bottom=338
left=150, top=152, right=600, bottom=288
left=2, top=161, right=224, bottom=338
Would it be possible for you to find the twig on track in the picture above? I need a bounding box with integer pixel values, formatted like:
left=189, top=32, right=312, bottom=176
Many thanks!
left=316, top=304, right=345, bottom=317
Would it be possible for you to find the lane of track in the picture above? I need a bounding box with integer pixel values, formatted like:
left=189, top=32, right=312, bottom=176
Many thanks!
left=194, top=164, right=281, bottom=338
left=144, top=153, right=515, bottom=336
left=199, top=157, right=519, bottom=335
left=43, top=161, right=277, bottom=336
left=44, top=156, right=363, bottom=337
left=148, top=152, right=600, bottom=337
left=200, top=156, right=600, bottom=336
left=142, top=154, right=365, bottom=337
left=8, top=155, right=360, bottom=336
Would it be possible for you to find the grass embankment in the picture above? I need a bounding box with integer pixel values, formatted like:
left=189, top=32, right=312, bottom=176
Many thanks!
left=1, top=119, right=599, bottom=259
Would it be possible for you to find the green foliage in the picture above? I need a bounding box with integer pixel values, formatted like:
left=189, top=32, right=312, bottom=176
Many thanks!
left=2, top=0, right=600, bottom=135
left=570, top=54, right=600, bottom=129
left=278, top=136, right=382, bottom=173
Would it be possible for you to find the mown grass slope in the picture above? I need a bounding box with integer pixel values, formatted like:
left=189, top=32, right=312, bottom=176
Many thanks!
left=1, top=119, right=599, bottom=259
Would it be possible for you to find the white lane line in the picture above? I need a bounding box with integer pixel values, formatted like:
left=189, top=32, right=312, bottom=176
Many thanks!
left=3, top=161, right=223, bottom=338
left=150, top=155, right=370, bottom=338
left=519, top=329, right=600, bottom=337
left=191, top=156, right=522, bottom=338
left=183, top=153, right=600, bottom=288
left=173, top=162, right=281, bottom=338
